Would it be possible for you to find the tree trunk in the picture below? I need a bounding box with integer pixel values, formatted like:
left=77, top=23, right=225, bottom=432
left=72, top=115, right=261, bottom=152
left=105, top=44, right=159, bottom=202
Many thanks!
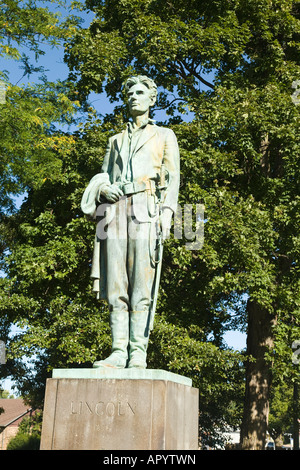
left=240, top=299, right=276, bottom=450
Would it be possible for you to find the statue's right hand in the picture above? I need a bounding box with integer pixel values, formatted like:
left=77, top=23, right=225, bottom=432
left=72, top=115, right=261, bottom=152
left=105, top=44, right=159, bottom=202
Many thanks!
left=100, top=184, right=124, bottom=203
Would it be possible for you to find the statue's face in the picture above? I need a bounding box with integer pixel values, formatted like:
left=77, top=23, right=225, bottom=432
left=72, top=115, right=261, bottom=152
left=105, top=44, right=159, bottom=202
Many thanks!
left=127, top=83, right=155, bottom=117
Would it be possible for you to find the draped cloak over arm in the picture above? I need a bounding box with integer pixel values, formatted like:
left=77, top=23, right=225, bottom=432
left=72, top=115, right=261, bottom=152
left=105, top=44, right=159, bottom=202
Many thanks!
left=81, top=172, right=110, bottom=299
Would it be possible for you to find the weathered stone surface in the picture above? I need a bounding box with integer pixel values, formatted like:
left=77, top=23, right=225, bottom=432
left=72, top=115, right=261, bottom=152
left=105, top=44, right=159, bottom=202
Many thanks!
left=51, top=367, right=192, bottom=386
left=40, top=371, right=198, bottom=450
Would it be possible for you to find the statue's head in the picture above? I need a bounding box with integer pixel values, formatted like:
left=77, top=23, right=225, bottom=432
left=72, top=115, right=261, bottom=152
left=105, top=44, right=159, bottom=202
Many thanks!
left=124, top=75, right=157, bottom=117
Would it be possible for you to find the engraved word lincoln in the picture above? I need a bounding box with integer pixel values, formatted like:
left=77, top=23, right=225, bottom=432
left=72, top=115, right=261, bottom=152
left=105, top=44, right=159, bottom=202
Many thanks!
left=70, top=400, right=136, bottom=417
left=81, top=75, right=180, bottom=369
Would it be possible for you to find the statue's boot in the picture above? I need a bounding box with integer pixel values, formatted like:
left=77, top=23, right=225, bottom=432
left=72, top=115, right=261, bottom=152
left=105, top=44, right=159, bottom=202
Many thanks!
left=93, top=310, right=129, bottom=368
left=128, top=310, right=150, bottom=369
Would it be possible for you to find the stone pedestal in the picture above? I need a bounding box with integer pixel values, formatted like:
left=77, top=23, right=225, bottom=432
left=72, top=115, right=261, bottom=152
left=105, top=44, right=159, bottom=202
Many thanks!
left=40, top=369, right=199, bottom=450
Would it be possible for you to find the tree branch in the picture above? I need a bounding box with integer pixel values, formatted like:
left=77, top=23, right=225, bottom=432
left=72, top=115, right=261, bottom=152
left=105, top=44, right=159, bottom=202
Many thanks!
left=183, top=60, right=215, bottom=89
left=153, top=96, right=185, bottom=111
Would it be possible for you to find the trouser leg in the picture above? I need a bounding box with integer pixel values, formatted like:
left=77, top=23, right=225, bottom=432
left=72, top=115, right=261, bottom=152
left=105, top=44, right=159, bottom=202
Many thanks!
left=105, top=197, right=130, bottom=313
left=127, top=215, right=156, bottom=368
left=93, top=198, right=130, bottom=368
left=95, top=196, right=157, bottom=369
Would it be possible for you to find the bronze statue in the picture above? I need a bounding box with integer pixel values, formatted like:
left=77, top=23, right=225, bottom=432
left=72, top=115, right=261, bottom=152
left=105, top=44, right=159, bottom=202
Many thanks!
left=81, top=76, right=180, bottom=368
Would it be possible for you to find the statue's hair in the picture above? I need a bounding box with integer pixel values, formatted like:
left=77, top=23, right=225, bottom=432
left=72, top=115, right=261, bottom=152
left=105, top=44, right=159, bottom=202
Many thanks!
left=124, top=75, right=157, bottom=102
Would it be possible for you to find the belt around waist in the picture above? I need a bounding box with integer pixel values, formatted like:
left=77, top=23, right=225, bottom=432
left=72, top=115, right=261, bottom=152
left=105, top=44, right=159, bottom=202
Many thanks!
left=119, top=180, right=156, bottom=196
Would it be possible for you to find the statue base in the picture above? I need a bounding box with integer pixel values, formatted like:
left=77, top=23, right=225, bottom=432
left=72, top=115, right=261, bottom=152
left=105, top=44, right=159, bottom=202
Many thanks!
left=40, top=368, right=199, bottom=450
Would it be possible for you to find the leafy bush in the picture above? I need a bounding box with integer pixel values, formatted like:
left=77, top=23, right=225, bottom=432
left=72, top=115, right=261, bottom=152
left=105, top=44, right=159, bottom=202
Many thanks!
left=7, top=432, right=40, bottom=450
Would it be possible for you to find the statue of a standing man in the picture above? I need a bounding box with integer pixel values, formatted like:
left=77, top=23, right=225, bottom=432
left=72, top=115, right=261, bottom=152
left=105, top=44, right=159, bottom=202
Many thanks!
left=81, top=75, right=180, bottom=369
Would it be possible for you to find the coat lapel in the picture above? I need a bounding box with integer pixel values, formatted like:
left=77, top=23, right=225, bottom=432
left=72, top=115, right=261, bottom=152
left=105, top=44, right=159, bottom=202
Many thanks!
left=131, top=124, right=157, bottom=156
left=114, top=124, right=157, bottom=173
left=116, top=129, right=127, bottom=155
left=114, top=128, right=128, bottom=175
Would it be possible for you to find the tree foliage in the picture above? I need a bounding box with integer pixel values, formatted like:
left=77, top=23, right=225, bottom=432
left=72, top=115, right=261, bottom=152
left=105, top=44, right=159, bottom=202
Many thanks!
left=0, top=0, right=83, bottom=214
left=6, top=410, right=42, bottom=450
left=60, top=0, right=300, bottom=447
left=1, top=0, right=300, bottom=449
left=0, top=0, right=85, bottom=398
left=0, top=0, right=79, bottom=60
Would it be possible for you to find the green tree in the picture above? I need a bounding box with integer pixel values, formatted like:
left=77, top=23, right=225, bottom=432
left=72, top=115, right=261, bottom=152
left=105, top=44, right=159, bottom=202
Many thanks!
left=1, top=110, right=245, bottom=444
left=0, top=0, right=82, bottom=213
left=0, top=0, right=78, bottom=60
left=1, top=0, right=300, bottom=450
left=6, top=411, right=42, bottom=450
left=268, top=381, right=294, bottom=448
left=0, top=0, right=83, bottom=399
left=1, top=5, right=245, bottom=449
left=64, top=0, right=300, bottom=449
left=0, top=388, right=14, bottom=399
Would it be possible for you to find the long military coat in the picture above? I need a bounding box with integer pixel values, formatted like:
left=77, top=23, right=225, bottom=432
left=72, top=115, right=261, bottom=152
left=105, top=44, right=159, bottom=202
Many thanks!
left=81, top=123, right=180, bottom=299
